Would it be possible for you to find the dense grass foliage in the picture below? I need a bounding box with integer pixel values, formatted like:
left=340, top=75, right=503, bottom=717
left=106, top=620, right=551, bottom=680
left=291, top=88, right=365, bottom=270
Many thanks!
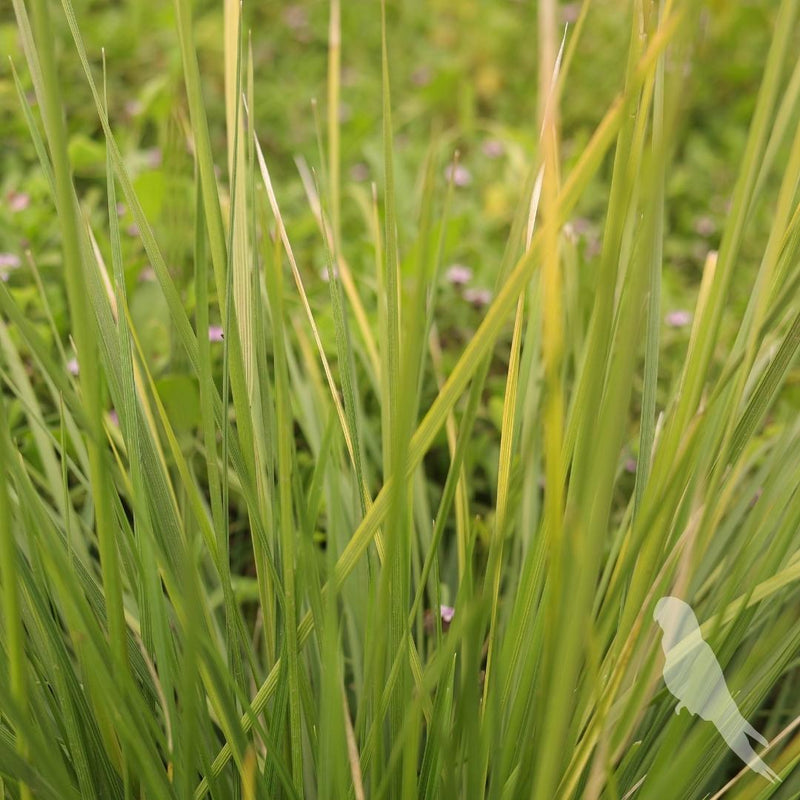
left=2, top=0, right=800, bottom=798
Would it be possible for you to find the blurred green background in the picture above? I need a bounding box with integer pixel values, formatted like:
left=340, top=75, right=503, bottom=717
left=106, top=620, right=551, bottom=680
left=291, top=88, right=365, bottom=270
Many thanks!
left=0, top=0, right=793, bottom=500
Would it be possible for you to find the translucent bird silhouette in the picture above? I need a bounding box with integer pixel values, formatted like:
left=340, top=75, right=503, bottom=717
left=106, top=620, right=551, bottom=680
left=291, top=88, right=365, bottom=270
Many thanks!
left=653, top=596, right=779, bottom=783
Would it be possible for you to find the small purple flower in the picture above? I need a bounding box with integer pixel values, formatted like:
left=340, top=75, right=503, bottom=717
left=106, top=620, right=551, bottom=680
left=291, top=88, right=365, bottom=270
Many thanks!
left=481, top=139, right=504, bottom=159
left=464, top=287, right=492, bottom=307
left=349, top=163, right=369, bottom=182
left=283, top=5, right=308, bottom=31
left=108, top=409, right=119, bottom=426
left=445, top=163, right=472, bottom=188
left=144, top=148, right=162, bottom=169
left=116, top=202, right=126, bottom=216
left=624, top=458, right=637, bottom=474
left=0, top=253, right=17, bottom=283
left=7, top=191, right=30, bottom=213
left=560, top=3, right=581, bottom=24
left=208, top=325, right=224, bottom=342
left=694, top=216, right=716, bottom=237
left=665, top=310, right=692, bottom=328
left=126, top=224, right=140, bottom=237
left=570, top=218, right=594, bottom=236
left=124, top=99, right=143, bottom=118
left=67, top=357, right=79, bottom=376
left=424, top=604, right=455, bottom=633
left=138, top=266, right=156, bottom=282
left=446, top=264, right=473, bottom=286
left=0, top=253, right=21, bottom=280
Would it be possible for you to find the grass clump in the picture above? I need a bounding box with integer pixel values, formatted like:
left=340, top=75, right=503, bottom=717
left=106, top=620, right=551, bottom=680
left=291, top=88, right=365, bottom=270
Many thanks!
left=2, top=0, right=800, bottom=798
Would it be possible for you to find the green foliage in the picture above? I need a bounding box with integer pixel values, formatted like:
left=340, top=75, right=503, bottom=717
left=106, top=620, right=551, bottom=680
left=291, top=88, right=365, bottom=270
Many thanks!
left=2, top=1, right=800, bottom=799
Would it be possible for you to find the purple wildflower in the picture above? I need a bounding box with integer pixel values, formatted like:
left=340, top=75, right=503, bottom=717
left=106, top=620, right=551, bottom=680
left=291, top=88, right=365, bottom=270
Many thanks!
left=481, top=139, right=504, bottom=159
left=283, top=5, right=309, bottom=31
left=144, top=148, right=162, bottom=168
left=446, top=264, right=473, bottom=286
left=349, top=163, right=369, bottom=182
left=665, top=310, right=692, bottom=328
left=560, top=3, right=581, bottom=24
left=445, top=163, right=472, bottom=188
left=7, top=191, right=30, bottom=213
left=694, top=216, right=716, bottom=237
left=0, top=253, right=21, bottom=280
left=464, top=287, right=492, bottom=307
left=124, top=100, right=143, bottom=118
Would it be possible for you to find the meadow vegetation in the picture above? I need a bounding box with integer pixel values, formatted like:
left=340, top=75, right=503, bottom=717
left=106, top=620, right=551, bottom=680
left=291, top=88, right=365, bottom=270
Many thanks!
left=2, top=0, right=800, bottom=798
